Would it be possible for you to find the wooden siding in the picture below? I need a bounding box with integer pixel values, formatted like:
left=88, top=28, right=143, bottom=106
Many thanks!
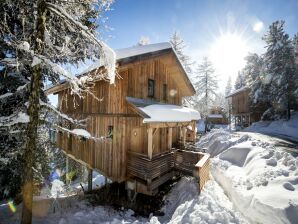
left=231, top=89, right=250, bottom=115
left=56, top=53, right=190, bottom=183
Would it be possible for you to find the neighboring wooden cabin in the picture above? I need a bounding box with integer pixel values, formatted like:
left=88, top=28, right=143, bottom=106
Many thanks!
left=46, top=42, right=210, bottom=195
left=226, top=87, right=261, bottom=127
left=207, top=107, right=228, bottom=125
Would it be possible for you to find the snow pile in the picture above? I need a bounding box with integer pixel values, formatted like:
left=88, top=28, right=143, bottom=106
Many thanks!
left=196, top=129, right=249, bottom=157
left=158, top=177, right=247, bottom=224
left=50, top=180, right=65, bottom=198
left=199, top=130, right=298, bottom=224
left=71, top=129, right=91, bottom=138
left=139, top=104, right=201, bottom=123
left=245, top=112, right=298, bottom=139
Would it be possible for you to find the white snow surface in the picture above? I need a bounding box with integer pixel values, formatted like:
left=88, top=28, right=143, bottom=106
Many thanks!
left=115, top=42, right=171, bottom=60
left=245, top=112, right=298, bottom=139
left=207, top=114, right=223, bottom=119
left=199, top=129, right=298, bottom=224
left=1, top=177, right=247, bottom=224
left=139, top=104, right=200, bottom=123
left=71, top=129, right=91, bottom=138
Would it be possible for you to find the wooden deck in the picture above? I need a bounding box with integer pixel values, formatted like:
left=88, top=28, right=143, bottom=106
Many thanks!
left=127, top=149, right=210, bottom=195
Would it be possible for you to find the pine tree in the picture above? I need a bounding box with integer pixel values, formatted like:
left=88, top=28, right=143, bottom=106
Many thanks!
left=234, top=71, right=246, bottom=90
left=262, top=20, right=297, bottom=119
left=170, top=31, right=193, bottom=74
left=225, top=76, right=232, bottom=96
left=192, top=57, right=218, bottom=129
left=0, top=1, right=115, bottom=223
left=137, top=36, right=150, bottom=46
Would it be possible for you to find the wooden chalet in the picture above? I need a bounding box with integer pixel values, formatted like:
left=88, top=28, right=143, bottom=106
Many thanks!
left=46, top=42, right=210, bottom=195
left=226, top=87, right=261, bottom=127
left=207, top=106, right=228, bottom=125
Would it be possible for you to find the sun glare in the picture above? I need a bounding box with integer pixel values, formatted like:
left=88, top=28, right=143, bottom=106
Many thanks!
left=210, top=32, right=249, bottom=80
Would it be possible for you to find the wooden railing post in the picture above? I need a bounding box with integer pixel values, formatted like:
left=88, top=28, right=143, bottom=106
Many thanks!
left=192, top=121, right=196, bottom=142
left=88, top=168, right=93, bottom=191
left=148, top=128, right=153, bottom=160
left=182, top=127, right=186, bottom=146
left=168, top=127, right=172, bottom=150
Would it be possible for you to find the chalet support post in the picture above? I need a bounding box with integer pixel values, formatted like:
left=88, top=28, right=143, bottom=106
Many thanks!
left=105, top=176, right=107, bottom=185
left=66, top=156, right=69, bottom=185
left=248, top=114, right=251, bottom=125
left=148, top=128, right=153, bottom=159
left=87, top=169, right=92, bottom=191
left=167, top=127, right=172, bottom=150
left=182, top=126, right=186, bottom=146
left=192, top=121, right=196, bottom=142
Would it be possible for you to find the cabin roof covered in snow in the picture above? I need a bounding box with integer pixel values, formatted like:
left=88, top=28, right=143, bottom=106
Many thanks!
left=126, top=97, right=200, bottom=123
left=207, top=114, right=223, bottom=119
left=226, top=86, right=250, bottom=98
left=45, top=42, right=195, bottom=96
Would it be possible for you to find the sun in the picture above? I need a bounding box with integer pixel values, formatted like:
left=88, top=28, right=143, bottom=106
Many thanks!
left=210, top=32, right=249, bottom=80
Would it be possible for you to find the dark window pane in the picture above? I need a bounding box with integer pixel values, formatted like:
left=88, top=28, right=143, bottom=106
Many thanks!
left=107, top=125, right=113, bottom=139
left=148, top=79, right=154, bottom=97
left=163, top=84, right=167, bottom=101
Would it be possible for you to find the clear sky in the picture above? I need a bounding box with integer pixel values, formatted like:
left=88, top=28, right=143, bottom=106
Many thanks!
left=48, top=0, right=298, bottom=106
left=103, top=0, right=298, bottom=88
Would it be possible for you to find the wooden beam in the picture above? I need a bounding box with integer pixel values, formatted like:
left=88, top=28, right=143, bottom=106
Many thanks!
left=168, top=127, right=172, bottom=150
left=148, top=128, right=153, bottom=160
left=192, top=121, right=196, bottom=142
left=88, top=169, right=93, bottom=191
left=66, top=156, right=69, bottom=185
left=182, top=127, right=186, bottom=145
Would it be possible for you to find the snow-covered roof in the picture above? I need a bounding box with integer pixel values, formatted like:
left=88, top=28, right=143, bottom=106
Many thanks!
left=45, top=42, right=195, bottom=96
left=138, top=104, right=200, bottom=123
left=126, top=96, right=200, bottom=123
left=226, top=86, right=249, bottom=98
left=207, top=114, right=223, bottom=119
left=115, top=42, right=172, bottom=60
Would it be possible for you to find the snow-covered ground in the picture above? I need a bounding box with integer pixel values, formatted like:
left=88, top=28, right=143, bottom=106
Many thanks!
left=2, top=121, right=298, bottom=223
left=199, top=129, right=298, bottom=224
left=0, top=177, right=247, bottom=224
left=244, top=111, right=298, bottom=140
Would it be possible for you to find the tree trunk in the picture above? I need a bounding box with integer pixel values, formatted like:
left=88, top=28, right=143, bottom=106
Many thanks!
left=21, top=1, right=46, bottom=224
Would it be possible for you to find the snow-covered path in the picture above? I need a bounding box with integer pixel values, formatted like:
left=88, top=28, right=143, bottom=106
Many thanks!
left=238, top=131, right=298, bottom=153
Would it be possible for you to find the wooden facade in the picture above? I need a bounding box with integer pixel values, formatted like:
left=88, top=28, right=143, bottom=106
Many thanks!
left=47, top=43, right=210, bottom=195
left=226, top=87, right=261, bottom=127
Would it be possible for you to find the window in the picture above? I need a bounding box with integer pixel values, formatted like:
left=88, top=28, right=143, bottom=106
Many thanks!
left=107, top=125, right=113, bottom=139
left=148, top=79, right=155, bottom=97
left=163, top=84, right=167, bottom=101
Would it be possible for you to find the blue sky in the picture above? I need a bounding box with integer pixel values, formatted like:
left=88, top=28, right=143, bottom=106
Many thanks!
left=48, top=0, right=298, bottom=106
left=102, top=0, right=298, bottom=84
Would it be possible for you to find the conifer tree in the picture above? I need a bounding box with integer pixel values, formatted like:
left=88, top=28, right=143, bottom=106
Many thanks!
left=192, top=57, right=218, bottom=131
left=170, top=31, right=193, bottom=74
left=225, top=76, right=232, bottom=96
left=0, top=1, right=115, bottom=223
left=262, top=20, right=297, bottom=119
left=234, top=71, right=246, bottom=90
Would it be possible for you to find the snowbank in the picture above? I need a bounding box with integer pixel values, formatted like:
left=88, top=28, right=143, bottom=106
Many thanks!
left=245, top=112, right=298, bottom=139
left=159, top=177, right=247, bottom=224
left=199, top=130, right=298, bottom=224
left=196, top=129, right=249, bottom=157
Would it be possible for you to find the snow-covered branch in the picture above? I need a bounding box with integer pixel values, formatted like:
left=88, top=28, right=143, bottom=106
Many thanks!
left=46, top=2, right=116, bottom=84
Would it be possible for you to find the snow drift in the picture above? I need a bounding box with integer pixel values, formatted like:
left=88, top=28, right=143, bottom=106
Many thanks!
left=202, top=129, right=298, bottom=224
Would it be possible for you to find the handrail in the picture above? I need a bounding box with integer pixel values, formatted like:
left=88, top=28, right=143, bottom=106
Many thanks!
left=195, top=154, right=210, bottom=168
